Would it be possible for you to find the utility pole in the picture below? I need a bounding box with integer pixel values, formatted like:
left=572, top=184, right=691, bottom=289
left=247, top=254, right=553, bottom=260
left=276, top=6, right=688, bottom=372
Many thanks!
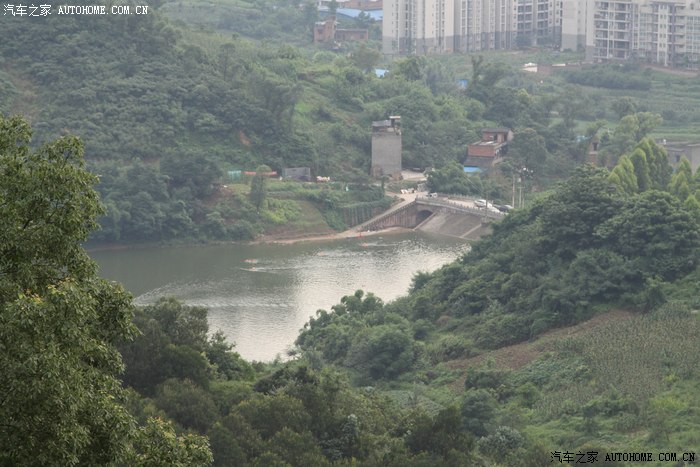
left=518, top=178, right=523, bottom=208
left=515, top=166, right=531, bottom=208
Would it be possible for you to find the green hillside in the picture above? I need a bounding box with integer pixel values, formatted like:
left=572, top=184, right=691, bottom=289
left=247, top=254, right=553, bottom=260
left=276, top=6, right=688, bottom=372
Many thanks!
left=0, top=0, right=598, bottom=245
left=292, top=159, right=700, bottom=464
left=4, top=115, right=700, bottom=465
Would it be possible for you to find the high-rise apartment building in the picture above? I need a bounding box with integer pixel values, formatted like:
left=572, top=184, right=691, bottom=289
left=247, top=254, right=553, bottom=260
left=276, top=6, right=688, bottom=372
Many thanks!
left=586, top=0, right=700, bottom=68
left=514, top=0, right=562, bottom=46
left=561, top=0, right=594, bottom=54
left=383, top=0, right=700, bottom=68
left=382, top=0, right=560, bottom=54
left=454, top=0, right=513, bottom=52
left=383, top=0, right=456, bottom=54
left=590, top=0, right=635, bottom=61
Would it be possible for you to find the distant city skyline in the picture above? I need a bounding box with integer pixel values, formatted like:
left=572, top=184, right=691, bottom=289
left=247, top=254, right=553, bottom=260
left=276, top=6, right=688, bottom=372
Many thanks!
left=382, top=0, right=700, bottom=69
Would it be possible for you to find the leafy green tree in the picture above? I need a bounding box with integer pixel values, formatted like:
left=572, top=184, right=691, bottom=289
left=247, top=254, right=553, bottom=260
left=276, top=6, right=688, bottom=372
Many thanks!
left=539, top=165, right=622, bottom=260
left=250, top=165, right=271, bottom=212
left=155, top=378, right=219, bottom=433
left=207, top=330, right=255, bottom=381
left=161, top=150, right=222, bottom=199
left=423, top=58, right=457, bottom=95
left=609, top=154, right=638, bottom=194
left=133, top=418, right=213, bottom=466
left=147, top=297, right=209, bottom=350
left=208, top=422, right=248, bottom=466
left=647, top=395, right=686, bottom=442
left=426, top=161, right=482, bottom=195
left=0, top=115, right=211, bottom=465
left=460, top=389, right=497, bottom=437
left=345, top=324, right=415, bottom=379
left=235, top=394, right=312, bottom=440
left=302, top=1, right=319, bottom=34
left=604, top=112, right=662, bottom=162
left=405, top=406, right=473, bottom=459
left=268, top=428, right=329, bottom=466
left=508, top=128, right=549, bottom=175
left=610, top=96, right=638, bottom=120
left=636, top=138, right=671, bottom=190
left=670, top=156, right=693, bottom=201
left=393, top=56, right=426, bottom=81
left=218, top=412, right=266, bottom=460
left=596, top=190, right=700, bottom=280
left=629, top=148, right=652, bottom=192
left=684, top=193, right=700, bottom=220
left=466, top=55, right=508, bottom=104
left=349, top=44, right=381, bottom=73
left=477, top=426, right=525, bottom=464
left=121, top=299, right=217, bottom=394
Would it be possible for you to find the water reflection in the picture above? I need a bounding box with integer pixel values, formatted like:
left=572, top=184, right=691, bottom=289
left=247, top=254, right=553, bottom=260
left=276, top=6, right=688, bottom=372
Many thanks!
left=91, top=232, right=468, bottom=361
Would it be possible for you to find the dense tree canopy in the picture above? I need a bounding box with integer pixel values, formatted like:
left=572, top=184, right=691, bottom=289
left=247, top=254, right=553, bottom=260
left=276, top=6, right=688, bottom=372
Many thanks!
left=0, top=116, right=211, bottom=465
left=298, top=163, right=700, bottom=376
left=0, top=6, right=591, bottom=243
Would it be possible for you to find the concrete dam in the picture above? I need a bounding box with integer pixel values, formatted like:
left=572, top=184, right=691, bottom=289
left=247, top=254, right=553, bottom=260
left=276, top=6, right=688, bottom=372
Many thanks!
left=359, top=196, right=502, bottom=240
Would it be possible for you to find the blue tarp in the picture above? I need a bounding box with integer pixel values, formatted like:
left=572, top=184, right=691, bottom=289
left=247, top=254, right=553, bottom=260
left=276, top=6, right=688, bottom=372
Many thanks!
left=375, top=68, right=388, bottom=78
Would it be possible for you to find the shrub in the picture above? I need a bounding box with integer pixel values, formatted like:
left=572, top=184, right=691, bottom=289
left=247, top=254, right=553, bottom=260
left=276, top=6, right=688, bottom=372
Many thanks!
left=345, top=325, right=415, bottom=379
left=477, top=426, right=524, bottom=464
left=464, top=365, right=511, bottom=391
left=427, top=335, right=474, bottom=362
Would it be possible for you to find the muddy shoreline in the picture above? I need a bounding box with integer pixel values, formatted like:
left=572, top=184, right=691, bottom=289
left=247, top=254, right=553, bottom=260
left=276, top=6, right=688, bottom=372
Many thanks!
left=85, top=226, right=415, bottom=253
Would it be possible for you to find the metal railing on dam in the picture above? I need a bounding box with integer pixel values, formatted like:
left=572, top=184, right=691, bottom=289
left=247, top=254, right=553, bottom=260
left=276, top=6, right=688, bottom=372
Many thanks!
left=414, top=195, right=504, bottom=220
left=358, top=195, right=503, bottom=232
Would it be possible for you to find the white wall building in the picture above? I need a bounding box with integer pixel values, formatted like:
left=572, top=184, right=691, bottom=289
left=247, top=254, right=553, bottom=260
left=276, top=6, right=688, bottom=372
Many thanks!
left=383, top=0, right=700, bottom=68
left=550, top=0, right=700, bottom=68
left=383, top=0, right=560, bottom=54
left=453, top=0, right=514, bottom=52
left=383, top=0, right=456, bottom=55
left=561, top=0, right=594, bottom=54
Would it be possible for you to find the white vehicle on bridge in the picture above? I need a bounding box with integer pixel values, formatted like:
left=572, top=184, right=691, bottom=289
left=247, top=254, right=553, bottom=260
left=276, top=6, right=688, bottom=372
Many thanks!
left=474, top=199, right=502, bottom=215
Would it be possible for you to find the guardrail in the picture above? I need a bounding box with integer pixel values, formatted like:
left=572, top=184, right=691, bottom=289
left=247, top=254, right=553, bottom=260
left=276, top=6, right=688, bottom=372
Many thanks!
left=415, top=196, right=504, bottom=220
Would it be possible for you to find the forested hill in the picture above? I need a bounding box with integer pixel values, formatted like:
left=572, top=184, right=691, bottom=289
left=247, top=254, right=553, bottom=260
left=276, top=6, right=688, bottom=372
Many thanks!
left=5, top=112, right=700, bottom=464
left=0, top=0, right=335, bottom=164
left=297, top=154, right=700, bottom=373
left=289, top=156, right=700, bottom=462
left=1, top=2, right=322, bottom=241
left=0, top=0, right=586, bottom=243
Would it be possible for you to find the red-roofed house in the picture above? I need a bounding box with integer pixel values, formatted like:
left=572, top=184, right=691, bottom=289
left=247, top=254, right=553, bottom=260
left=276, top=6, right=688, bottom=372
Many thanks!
left=466, top=128, right=513, bottom=169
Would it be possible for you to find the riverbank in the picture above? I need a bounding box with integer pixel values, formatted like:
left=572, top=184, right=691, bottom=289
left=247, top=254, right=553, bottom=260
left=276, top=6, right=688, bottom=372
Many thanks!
left=86, top=225, right=417, bottom=252
left=86, top=192, right=420, bottom=251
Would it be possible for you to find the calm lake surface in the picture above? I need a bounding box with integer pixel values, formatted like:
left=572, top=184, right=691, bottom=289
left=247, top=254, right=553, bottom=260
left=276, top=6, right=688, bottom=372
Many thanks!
left=91, top=232, right=469, bottom=361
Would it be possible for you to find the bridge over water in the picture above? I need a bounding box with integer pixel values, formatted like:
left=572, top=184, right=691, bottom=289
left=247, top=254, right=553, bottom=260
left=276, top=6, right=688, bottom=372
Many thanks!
left=358, top=195, right=504, bottom=239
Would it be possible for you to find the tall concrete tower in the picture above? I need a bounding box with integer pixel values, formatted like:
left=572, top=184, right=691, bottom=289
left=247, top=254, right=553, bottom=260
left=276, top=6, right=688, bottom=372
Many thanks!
left=371, top=116, right=402, bottom=179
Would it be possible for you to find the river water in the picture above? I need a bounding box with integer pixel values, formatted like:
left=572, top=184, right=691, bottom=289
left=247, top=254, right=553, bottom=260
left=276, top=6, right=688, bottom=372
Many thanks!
left=91, top=232, right=468, bottom=361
